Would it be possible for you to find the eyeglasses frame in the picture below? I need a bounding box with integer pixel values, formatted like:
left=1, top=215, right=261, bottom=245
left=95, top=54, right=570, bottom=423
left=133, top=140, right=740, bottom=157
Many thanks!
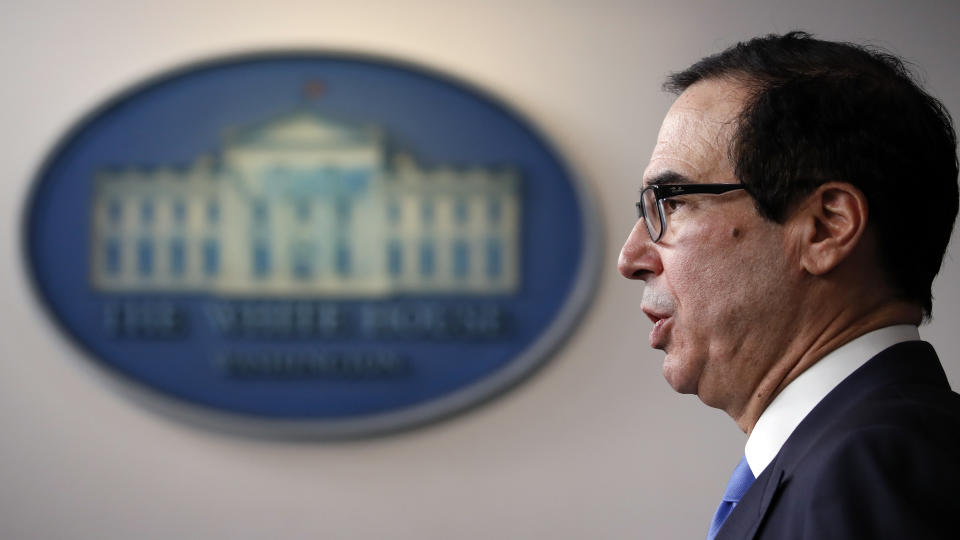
left=636, top=183, right=747, bottom=243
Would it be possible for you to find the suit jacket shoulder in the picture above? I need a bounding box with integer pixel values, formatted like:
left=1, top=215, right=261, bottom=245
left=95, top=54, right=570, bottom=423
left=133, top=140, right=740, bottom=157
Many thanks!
left=718, top=341, right=960, bottom=540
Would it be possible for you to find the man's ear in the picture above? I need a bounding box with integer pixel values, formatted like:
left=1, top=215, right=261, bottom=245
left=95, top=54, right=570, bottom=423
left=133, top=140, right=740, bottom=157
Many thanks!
left=793, top=182, right=869, bottom=276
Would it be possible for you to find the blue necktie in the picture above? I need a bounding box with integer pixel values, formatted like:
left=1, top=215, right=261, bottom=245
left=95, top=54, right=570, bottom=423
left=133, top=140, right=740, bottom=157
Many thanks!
left=706, top=456, right=755, bottom=540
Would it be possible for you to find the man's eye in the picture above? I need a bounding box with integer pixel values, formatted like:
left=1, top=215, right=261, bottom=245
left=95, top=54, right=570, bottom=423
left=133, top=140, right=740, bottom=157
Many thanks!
left=663, top=198, right=684, bottom=213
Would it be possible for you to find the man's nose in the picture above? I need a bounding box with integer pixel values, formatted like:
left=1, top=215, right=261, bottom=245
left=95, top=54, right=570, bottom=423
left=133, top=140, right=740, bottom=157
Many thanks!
left=618, top=218, right=662, bottom=281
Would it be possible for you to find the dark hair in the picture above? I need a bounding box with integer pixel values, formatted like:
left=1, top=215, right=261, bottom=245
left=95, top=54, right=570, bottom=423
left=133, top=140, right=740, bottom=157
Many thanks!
left=665, top=31, right=959, bottom=318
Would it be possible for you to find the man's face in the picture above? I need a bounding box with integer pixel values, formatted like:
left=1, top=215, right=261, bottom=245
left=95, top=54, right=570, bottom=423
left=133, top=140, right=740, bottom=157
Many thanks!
left=618, top=79, right=800, bottom=410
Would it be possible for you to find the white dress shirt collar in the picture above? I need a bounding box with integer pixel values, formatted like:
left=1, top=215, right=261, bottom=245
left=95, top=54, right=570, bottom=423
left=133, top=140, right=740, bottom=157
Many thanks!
left=744, top=325, right=921, bottom=477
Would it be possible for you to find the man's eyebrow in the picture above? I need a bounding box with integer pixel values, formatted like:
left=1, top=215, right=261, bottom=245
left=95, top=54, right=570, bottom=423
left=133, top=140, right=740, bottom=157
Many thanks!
left=643, top=171, right=692, bottom=189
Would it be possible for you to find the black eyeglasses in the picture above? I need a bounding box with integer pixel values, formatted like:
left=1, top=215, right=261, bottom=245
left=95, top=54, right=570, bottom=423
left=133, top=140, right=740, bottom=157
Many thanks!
left=636, top=183, right=747, bottom=243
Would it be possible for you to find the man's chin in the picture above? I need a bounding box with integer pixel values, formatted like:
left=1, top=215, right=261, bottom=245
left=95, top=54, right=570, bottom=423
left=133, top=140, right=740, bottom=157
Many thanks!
left=662, top=357, right=698, bottom=395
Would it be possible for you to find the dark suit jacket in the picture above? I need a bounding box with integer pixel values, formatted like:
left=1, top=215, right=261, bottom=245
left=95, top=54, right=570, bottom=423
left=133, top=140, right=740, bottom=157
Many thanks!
left=717, top=341, right=960, bottom=539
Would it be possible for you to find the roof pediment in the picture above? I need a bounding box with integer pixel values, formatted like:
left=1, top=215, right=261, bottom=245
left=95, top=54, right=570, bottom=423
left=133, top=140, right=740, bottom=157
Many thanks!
left=227, top=111, right=378, bottom=148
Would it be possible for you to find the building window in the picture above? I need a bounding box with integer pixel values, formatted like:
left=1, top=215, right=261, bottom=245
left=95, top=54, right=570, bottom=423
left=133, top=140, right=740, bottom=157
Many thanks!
left=172, top=199, right=187, bottom=225
left=170, top=238, right=186, bottom=277
left=420, top=240, right=435, bottom=277
left=387, top=200, right=401, bottom=224
left=140, top=200, right=154, bottom=227
left=295, top=200, right=311, bottom=223
left=291, top=241, right=314, bottom=280
left=105, top=238, right=122, bottom=275
left=344, top=168, right=369, bottom=189
left=252, top=200, right=269, bottom=225
left=388, top=240, right=403, bottom=277
left=108, top=200, right=123, bottom=226
left=336, top=241, right=351, bottom=276
left=206, top=200, right=220, bottom=226
left=253, top=240, right=271, bottom=278
left=453, top=239, right=469, bottom=279
left=336, top=198, right=352, bottom=226
left=454, top=198, right=469, bottom=225
left=421, top=199, right=435, bottom=226
left=137, top=238, right=153, bottom=277
left=486, top=238, right=502, bottom=279
left=203, top=239, right=219, bottom=277
left=487, top=197, right=502, bottom=225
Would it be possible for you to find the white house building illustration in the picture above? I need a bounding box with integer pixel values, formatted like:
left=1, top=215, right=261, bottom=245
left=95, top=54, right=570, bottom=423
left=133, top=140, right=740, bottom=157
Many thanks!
left=90, top=110, right=521, bottom=297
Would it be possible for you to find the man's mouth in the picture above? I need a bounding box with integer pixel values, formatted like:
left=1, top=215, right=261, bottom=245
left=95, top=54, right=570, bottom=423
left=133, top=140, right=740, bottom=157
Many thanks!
left=643, top=309, right=673, bottom=349
left=641, top=289, right=676, bottom=349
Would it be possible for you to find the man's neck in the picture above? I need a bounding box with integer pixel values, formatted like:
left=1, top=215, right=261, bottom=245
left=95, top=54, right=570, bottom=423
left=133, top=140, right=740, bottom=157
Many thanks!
left=732, top=300, right=922, bottom=435
left=742, top=324, right=921, bottom=476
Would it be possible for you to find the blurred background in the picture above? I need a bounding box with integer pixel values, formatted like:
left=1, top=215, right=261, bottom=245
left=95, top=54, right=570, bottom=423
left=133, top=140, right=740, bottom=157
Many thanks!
left=2, top=0, right=958, bottom=538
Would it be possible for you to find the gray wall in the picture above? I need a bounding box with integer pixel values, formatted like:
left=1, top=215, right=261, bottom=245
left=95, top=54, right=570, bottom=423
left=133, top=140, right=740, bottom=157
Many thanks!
left=2, top=0, right=958, bottom=538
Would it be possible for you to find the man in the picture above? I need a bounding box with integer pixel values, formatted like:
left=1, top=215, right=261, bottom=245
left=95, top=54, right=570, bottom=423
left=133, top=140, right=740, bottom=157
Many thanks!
left=618, top=32, right=960, bottom=539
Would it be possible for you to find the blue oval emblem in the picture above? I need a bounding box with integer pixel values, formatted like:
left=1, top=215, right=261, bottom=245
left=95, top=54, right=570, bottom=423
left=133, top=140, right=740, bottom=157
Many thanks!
left=24, top=52, right=600, bottom=437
